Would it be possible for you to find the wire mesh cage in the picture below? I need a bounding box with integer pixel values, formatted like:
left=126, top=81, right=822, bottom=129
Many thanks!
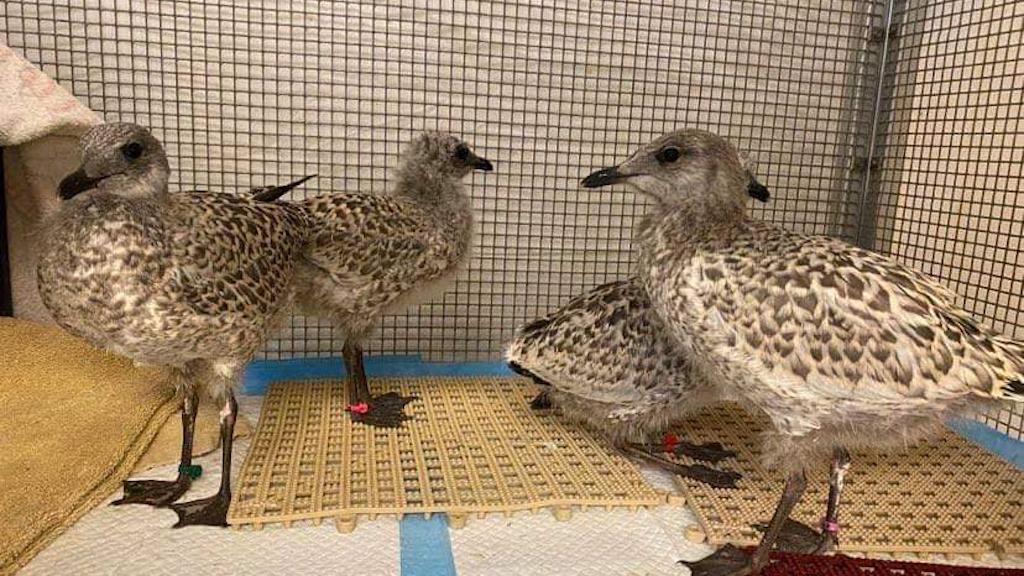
left=1, top=0, right=1020, bottom=439
left=872, top=0, right=1024, bottom=438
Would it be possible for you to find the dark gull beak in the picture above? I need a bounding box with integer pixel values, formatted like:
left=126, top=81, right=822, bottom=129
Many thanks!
left=470, top=153, right=494, bottom=172
left=58, top=167, right=106, bottom=200
left=581, top=166, right=628, bottom=188
left=747, top=177, right=770, bottom=203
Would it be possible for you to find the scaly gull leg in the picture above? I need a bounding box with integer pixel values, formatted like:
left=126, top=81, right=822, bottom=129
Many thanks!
left=754, top=446, right=852, bottom=555
left=169, top=391, right=237, bottom=527
left=648, top=433, right=737, bottom=464
left=113, top=386, right=199, bottom=507
left=672, top=440, right=737, bottom=464
left=814, top=447, right=851, bottom=554
left=343, top=340, right=415, bottom=428
left=681, top=470, right=808, bottom=576
left=621, top=443, right=741, bottom=490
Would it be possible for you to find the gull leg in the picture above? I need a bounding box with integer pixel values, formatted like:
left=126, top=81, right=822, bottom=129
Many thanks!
left=343, top=340, right=371, bottom=404
left=169, top=392, right=237, bottom=528
left=655, top=434, right=737, bottom=464
left=681, top=470, right=808, bottom=576
left=343, top=341, right=415, bottom=428
left=113, top=386, right=198, bottom=507
left=814, top=447, right=851, bottom=554
left=621, top=442, right=741, bottom=489
left=757, top=446, right=852, bottom=554
left=673, top=440, right=737, bottom=464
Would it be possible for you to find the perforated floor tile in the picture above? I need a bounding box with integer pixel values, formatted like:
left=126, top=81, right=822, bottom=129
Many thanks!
left=671, top=403, right=1024, bottom=557
left=20, top=396, right=1024, bottom=575
left=229, top=377, right=675, bottom=530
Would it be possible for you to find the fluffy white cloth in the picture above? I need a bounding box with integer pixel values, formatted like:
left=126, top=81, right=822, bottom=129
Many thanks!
left=0, top=43, right=99, bottom=146
left=1, top=44, right=100, bottom=321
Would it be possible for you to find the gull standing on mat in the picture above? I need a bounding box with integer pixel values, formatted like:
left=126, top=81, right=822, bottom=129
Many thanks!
left=505, top=277, right=741, bottom=488
left=504, top=176, right=770, bottom=489
left=581, top=128, right=1024, bottom=576
left=253, top=132, right=493, bottom=427
left=37, top=123, right=312, bottom=527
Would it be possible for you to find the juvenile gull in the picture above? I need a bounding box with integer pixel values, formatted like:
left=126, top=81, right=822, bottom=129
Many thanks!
left=505, top=277, right=741, bottom=488
left=37, top=123, right=311, bottom=527
left=582, top=128, right=1024, bottom=575
left=504, top=177, right=769, bottom=489
left=254, top=132, right=493, bottom=427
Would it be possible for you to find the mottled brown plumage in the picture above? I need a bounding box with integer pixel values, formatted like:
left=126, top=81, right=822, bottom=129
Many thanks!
left=505, top=278, right=740, bottom=488
left=506, top=278, right=722, bottom=441
left=504, top=170, right=769, bottom=445
left=37, top=123, right=311, bottom=527
left=258, top=132, right=493, bottom=426
left=582, top=128, right=1024, bottom=575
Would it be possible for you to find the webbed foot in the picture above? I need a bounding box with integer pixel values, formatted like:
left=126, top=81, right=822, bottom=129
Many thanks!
left=349, top=392, right=417, bottom=428
left=623, top=443, right=742, bottom=489
left=679, top=544, right=755, bottom=576
left=529, top=391, right=552, bottom=410
left=170, top=492, right=230, bottom=528
left=112, top=476, right=192, bottom=507
left=671, top=463, right=742, bottom=489
left=754, top=518, right=828, bottom=555
left=672, top=440, right=737, bottom=464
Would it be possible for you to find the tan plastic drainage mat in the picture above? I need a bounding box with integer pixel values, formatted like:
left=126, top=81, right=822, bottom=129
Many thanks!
left=229, top=377, right=675, bottom=531
left=671, top=403, right=1024, bottom=556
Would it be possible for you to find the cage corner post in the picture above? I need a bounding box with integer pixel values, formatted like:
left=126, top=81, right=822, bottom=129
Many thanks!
left=0, top=147, right=12, bottom=317
left=839, top=0, right=907, bottom=251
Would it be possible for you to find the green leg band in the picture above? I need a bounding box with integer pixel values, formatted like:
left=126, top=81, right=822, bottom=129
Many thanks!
left=178, top=464, right=203, bottom=479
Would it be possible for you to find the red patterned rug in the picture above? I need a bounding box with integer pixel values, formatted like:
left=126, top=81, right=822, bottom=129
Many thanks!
left=759, top=551, right=1024, bottom=575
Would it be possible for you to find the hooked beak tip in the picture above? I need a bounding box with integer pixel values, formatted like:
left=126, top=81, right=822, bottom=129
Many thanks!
left=475, top=158, right=494, bottom=172
left=747, top=180, right=770, bottom=203
left=581, top=166, right=625, bottom=188
left=57, top=167, right=102, bottom=200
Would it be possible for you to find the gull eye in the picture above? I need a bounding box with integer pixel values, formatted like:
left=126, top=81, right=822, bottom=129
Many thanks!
left=121, top=142, right=144, bottom=160
left=656, top=146, right=682, bottom=164
left=454, top=144, right=470, bottom=161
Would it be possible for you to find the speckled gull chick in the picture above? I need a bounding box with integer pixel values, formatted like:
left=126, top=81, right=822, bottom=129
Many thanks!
left=504, top=278, right=741, bottom=489
left=253, top=132, right=493, bottom=427
left=581, top=128, right=1024, bottom=576
left=37, top=123, right=311, bottom=528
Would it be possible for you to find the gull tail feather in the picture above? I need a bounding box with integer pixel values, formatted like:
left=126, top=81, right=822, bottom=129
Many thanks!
left=1000, top=378, right=1024, bottom=402
left=994, top=338, right=1024, bottom=401
left=506, top=359, right=552, bottom=389
left=250, top=174, right=317, bottom=202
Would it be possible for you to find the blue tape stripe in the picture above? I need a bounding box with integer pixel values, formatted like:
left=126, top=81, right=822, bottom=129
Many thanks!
left=948, top=418, right=1024, bottom=470
left=400, top=514, right=457, bottom=576
left=240, top=355, right=512, bottom=395
left=241, top=357, right=344, bottom=394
